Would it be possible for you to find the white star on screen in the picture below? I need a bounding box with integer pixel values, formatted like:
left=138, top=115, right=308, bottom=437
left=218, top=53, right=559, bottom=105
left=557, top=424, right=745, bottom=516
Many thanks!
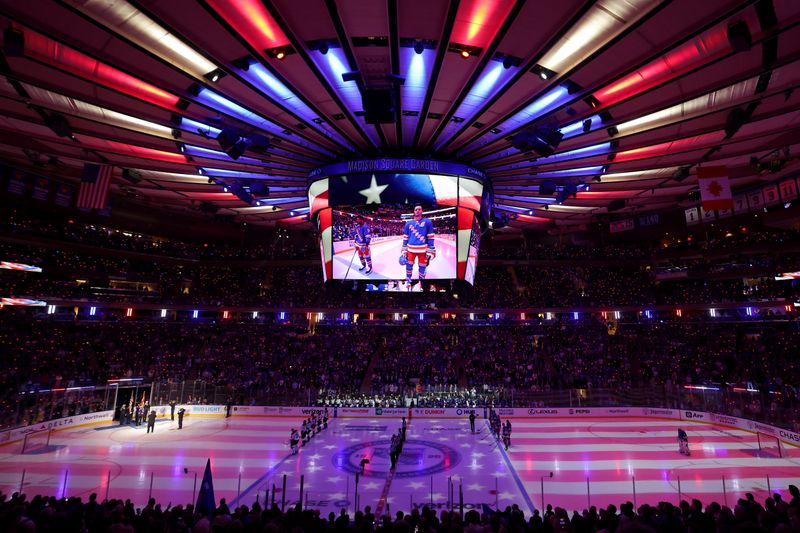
left=406, top=481, right=426, bottom=490
left=362, top=481, right=382, bottom=490
left=327, top=476, right=344, bottom=483
left=466, top=483, right=485, bottom=492
left=358, top=174, right=388, bottom=204
left=498, top=491, right=517, bottom=501
left=308, top=454, right=322, bottom=460
left=324, top=445, right=338, bottom=450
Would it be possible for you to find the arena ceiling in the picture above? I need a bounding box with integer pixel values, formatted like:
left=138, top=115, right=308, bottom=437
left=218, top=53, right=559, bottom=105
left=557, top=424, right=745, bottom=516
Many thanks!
left=1, top=0, right=800, bottom=229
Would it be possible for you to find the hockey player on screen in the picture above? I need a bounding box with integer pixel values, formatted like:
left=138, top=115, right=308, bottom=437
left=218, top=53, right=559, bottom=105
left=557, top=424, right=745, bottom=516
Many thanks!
left=401, top=205, right=436, bottom=288
left=353, top=215, right=373, bottom=274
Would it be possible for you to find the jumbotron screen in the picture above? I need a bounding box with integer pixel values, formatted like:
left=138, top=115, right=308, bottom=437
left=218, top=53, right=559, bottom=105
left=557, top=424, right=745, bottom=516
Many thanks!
left=309, top=172, right=485, bottom=287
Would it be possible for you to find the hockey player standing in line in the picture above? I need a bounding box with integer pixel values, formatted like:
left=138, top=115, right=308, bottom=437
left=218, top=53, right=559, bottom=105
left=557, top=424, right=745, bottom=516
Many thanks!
left=502, top=420, right=512, bottom=450
left=353, top=215, right=373, bottom=274
left=401, top=205, right=436, bottom=289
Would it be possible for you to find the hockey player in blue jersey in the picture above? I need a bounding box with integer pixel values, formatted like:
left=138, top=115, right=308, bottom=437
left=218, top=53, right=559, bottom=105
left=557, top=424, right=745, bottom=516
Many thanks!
left=353, top=215, right=372, bottom=274
left=402, top=205, right=435, bottom=288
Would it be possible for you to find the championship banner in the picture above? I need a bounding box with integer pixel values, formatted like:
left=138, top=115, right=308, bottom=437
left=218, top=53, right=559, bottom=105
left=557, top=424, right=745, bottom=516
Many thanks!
left=609, top=219, right=635, bottom=233
left=7, top=170, right=26, bottom=195
left=54, top=182, right=73, bottom=207
left=32, top=176, right=50, bottom=201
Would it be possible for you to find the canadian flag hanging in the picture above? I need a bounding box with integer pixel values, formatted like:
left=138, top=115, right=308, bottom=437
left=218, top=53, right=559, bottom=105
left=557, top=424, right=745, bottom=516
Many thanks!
left=697, top=166, right=733, bottom=211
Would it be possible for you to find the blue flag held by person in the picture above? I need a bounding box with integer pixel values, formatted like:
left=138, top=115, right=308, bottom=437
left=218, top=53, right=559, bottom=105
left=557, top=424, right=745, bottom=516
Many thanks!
left=196, top=458, right=215, bottom=515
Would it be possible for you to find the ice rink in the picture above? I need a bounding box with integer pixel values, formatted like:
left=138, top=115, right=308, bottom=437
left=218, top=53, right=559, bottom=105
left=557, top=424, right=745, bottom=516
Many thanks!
left=332, top=235, right=457, bottom=281
left=1, top=414, right=798, bottom=516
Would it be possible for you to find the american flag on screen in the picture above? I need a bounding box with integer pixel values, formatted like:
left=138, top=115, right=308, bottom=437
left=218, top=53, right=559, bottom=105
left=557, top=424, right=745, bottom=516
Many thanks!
left=77, top=164, right=113, bottom=209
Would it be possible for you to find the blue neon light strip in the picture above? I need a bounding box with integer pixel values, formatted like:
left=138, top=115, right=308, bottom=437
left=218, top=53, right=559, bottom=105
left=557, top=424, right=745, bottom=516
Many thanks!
left=472, top=147, right=521, bottom=165
left=494, top=203, right=532, bottom=213
left=180, top=117, right=222, bottom=138
left=270, top=146, right=320, bottom=165
left=496, top=195, right=557, bottom=204
left=313, top=48, right=381, bottom=147
left=185, top=145, right=308, bottom=174
left=400, top=48, right=432, bottom=147
left=254, top=186, right=306, bottom=193
left=489, top=163, right=606, bottom=176
left=459, top=85, right=571, bottom=156
left=180, top=118, right=319, bottom=164
left=241, top=63, right=355, bottom=150
left=559, top=114, right=602, bottom=139
left=434, top=61, right=518, bottom=150
left=534, top=142, right=611, bottom=164
left=184, top=144, right=267, bottom=165
left=195, top=87, right=334, bottom=156
left=251, top=196, right=305, bottom=205
left=532, top=166, right=605, bottom=178
left=198, top=167, right=305, bottom=182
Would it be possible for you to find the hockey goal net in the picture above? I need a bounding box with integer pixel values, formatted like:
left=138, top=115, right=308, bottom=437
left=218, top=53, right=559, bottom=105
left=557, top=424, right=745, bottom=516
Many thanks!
left=756, top=432, right=783, bottom=458
left=20, top=428, right=52, bottom=454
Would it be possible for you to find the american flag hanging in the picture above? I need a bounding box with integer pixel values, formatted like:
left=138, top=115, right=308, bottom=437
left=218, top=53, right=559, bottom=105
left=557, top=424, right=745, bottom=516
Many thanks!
left=77, top=163, right=113, bottom=209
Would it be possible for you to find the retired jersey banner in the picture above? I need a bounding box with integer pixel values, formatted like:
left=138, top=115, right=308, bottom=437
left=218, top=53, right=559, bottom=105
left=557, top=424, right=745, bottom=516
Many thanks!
left=762, top=183, right=780, bottom=206
left=697, top=166, right=733, bottom=211
left=732, top=194, right=749, bottom=214
left=685, top=207, right=700, bottom=226
left=747, top=189, right=764, bottom=211
left=779, top=179, right=798, bottom=201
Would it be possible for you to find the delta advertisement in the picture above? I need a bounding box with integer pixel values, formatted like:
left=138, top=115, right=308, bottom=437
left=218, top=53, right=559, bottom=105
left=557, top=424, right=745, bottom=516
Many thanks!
left=0, top=410, right=115, bottom=445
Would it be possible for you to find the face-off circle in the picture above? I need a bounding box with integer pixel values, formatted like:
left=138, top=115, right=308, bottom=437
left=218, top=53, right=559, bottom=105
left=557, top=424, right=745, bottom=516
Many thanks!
left=332, top=439, right=461, bottom=478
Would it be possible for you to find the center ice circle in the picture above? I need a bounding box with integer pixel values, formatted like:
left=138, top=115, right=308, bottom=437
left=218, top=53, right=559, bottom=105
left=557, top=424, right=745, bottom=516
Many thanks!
left=332, top=439, right=462, bottom=478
